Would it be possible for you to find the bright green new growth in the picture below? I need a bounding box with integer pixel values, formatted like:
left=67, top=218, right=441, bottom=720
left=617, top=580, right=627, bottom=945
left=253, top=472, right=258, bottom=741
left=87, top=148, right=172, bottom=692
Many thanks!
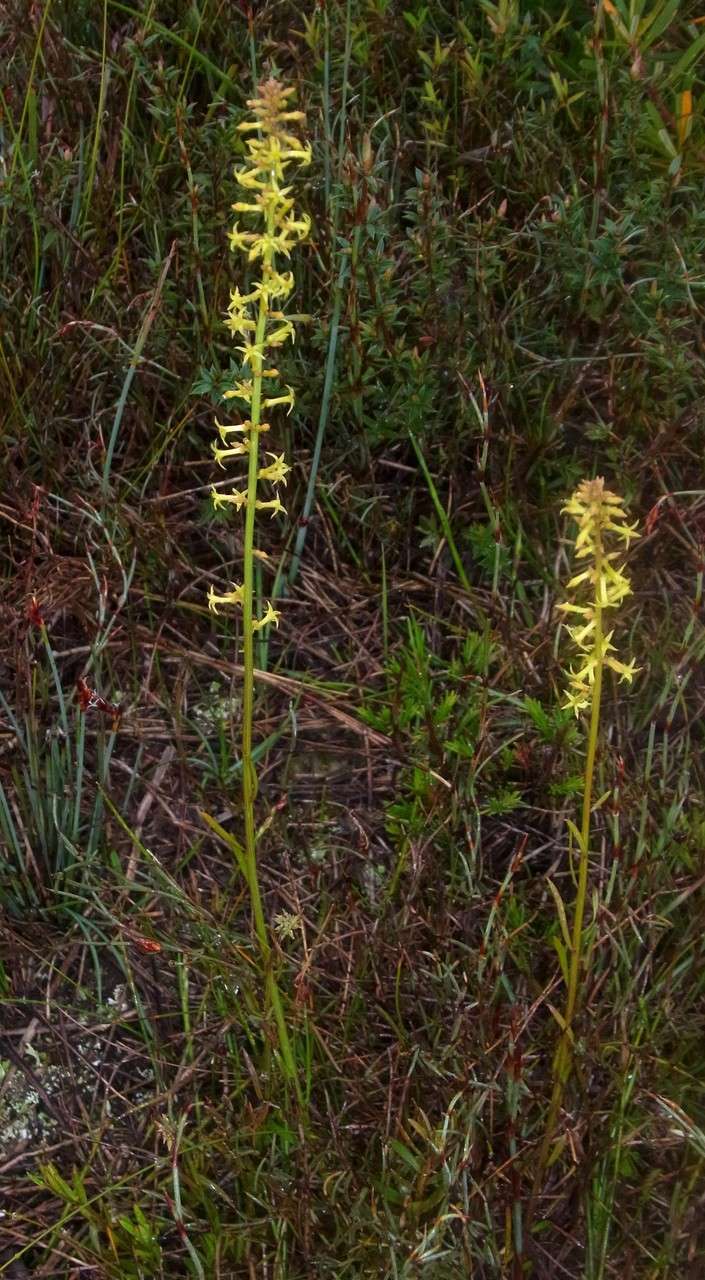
left=207, top=80, right=310, bottom=1096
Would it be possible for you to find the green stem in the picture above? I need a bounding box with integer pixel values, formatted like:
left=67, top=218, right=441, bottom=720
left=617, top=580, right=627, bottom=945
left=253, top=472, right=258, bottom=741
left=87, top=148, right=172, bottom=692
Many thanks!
left=566, top=563, right=603, bottom=1037
left=240, top=209, right=302, bottom=1104
left=534, top=538, right=604, bottom=1192
left=241, top=239, right=270, bottom=958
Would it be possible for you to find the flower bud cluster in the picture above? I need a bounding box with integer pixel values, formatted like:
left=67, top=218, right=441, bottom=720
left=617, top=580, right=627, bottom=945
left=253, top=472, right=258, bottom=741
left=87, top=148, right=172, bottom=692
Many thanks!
left=559, top=478, right=640, bottom=715
left=208, top=80, right=311, bottom=623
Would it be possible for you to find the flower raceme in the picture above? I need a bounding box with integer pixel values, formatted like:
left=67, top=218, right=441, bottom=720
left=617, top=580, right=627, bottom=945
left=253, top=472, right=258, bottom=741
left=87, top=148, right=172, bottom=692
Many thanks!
left=208, top=79, right=310, bottom=622
left=202, top=83, right=310, bottom=1096
left=559, top=479, right=640, bottom=716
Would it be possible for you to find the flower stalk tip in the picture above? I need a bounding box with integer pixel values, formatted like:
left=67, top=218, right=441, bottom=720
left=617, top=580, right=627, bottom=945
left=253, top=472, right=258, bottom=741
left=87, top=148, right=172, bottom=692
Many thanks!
left=208, top=77, right=309, bottom=634
left=560, top=478, right=640, bottom=716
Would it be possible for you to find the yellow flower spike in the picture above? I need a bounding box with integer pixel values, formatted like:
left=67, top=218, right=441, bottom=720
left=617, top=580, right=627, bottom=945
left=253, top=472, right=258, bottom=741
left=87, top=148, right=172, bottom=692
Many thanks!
left=560, top=477, right=640, bottom=717
left=241, top=135, right=311, bottom=179
left=233, top=193, right=296, bottom=221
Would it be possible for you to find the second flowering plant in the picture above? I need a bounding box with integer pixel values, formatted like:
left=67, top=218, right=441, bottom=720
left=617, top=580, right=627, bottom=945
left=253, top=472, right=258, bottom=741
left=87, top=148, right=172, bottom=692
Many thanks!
left=536, top=477, right=640, bottom=1183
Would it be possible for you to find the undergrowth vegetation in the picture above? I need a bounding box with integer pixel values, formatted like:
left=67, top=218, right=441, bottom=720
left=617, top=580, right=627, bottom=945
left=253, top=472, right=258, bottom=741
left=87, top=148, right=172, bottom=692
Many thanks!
left=2, top=1, right=705, bottom=1276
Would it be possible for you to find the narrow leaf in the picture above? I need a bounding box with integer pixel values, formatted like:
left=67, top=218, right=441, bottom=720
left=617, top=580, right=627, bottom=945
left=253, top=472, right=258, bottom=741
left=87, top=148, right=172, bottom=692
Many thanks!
left=547, top=877, right=573, bottom=954
left=200, top=810, right=249, bottom=882
left=552, top=934, right=570, bottom=985
left=565, top=817, right=588, bottom=854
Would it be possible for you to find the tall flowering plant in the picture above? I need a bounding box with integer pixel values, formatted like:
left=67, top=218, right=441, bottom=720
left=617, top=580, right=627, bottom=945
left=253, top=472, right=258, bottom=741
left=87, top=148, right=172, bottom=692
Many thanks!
left=538, top=478, right=640, bottom=1177
left=206, top=80, right=310, bottom=1093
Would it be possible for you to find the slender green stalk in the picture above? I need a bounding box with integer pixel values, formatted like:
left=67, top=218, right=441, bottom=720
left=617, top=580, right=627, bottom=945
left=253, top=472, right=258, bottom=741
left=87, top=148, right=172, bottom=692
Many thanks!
left=540, top=585, right=603, bottom=1164
left=241, top=213, right=273, bottom=971
left=563, top=562, right=603, bottom=1055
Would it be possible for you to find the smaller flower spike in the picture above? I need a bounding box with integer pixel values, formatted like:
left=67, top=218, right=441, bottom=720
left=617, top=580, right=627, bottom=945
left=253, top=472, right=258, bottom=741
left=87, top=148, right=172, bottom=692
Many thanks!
left=560, top=478, right=640, bottom=716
